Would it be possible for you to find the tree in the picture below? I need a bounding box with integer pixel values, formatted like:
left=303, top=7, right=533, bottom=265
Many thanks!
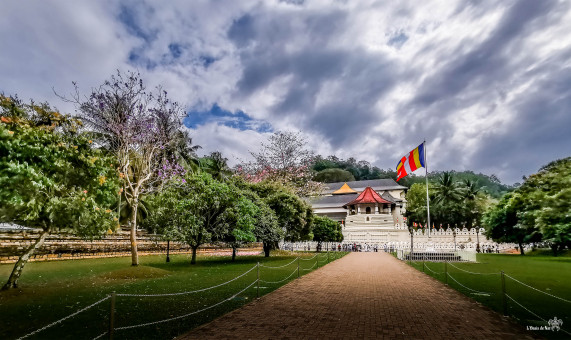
left=484, top=157, right=571, bottom=256
left=245, top=181, right=313, bottom=251
left=312, top=216, right=343, bottom=251
left=403, top=183, right=429, bottom=226
left=236, top=131, right=322, bottom=197
left=233, top=179, right=283, bottom=257
left=145, top=172, right=254, bottom=264
left=517, top=158, right=571, bottom=255
left=200, top=151, right=232, bottom=182
left=483, top=193, right=534, bottom=255
left=216, top=193, right=258, bottom=261
left=265, top=190, right=314, bottom=242
left=70, top=71, right=185, bottom=266
left=0, top=95, right=120, bottom=289
left=313, top=168, right=355, bottom=183
left=432, top=172, right=465, bottom=205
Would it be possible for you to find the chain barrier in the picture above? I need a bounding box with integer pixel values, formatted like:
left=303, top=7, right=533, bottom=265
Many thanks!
left=302, top=261, right=318, bottom=271
left=447, top=273, right=493, bottom=296
left=259, top=268, right=299, bottom=284
left=16, top=295, right=111, bottom=340
left=114, top=279, right=258, bottom=331
left=423, top=263, right=444, bottom=275
left=504, top=274, right=571, bottom=304
left=260, top=257, right=299, bottom=269
left=116, top=264, right=257, bottom=297
left=447, top=262, right=500, bottom=275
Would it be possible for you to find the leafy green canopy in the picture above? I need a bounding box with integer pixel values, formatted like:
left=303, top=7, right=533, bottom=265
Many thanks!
left=0, top=95, right=120, bottom=236
left=312, top=216, right=343, bottom=244
left=144, top=173, right=257, bottom=257
left=405, top=172, right=490, bottom=228
left=484, top=157, right=571, bottom=254
left=248, top=181, right=314, bottom=242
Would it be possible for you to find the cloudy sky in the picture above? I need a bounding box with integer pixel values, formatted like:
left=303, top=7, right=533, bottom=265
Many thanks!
left=1, top=0, right=570, bottom=184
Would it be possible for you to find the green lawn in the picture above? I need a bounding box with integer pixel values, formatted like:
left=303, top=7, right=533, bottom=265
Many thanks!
left=0, top=251, right=346, bottom=340
left=407, top=251, right=571, bottom=339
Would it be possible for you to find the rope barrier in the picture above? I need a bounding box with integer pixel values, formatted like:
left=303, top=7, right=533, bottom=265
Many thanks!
left=116, top=264, right=257, bottom=297
left=423, top=263, right=444, bottom=275
left=16, top=296, right=111, bottom=340
left=260, top=257, right=298, bottom=269
left=259, top=268, right=299, bottom=284
left=447, top=273, right=493, bottom=296
left=302, top=261, right=318, bottom=271
left=21, top=254, right=340, bottom=339
left=115, top=279, right=258, bottom=331
left=92, top=331, right=107, bottom=340
left=447, top=262, right=500, bottom=275
left=504, top=274, right=571, bottom=304
left=505, top=294, right=571, bottom=336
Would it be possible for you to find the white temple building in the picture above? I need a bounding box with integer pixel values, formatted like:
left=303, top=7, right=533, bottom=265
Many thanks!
left=310, top=179, right=499, bottom=252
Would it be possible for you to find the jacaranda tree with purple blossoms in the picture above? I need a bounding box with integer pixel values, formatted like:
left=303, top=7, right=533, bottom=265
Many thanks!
left=70, top=71, right=188, bottom=266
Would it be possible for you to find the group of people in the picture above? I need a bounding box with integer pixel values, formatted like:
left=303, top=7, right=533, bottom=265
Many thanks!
left=339, top=243, right=383, bottom=252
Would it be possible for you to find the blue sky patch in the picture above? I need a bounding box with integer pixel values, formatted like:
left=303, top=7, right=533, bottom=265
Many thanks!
left=199, top=55, right=216, bottom=68
left=387, top=32, right=409, bottom=48
left=185, top=104, right=273, bottom=133
left=118, top=5, right=156, bottom=43
left=168, top=43, right=183, bottom=59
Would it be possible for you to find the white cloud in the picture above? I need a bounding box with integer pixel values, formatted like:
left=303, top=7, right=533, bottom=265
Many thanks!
left=1, top=0, right=570, bottom=183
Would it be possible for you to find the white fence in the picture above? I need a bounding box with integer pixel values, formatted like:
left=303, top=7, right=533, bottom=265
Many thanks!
left=396, top=250, right=476, bottom=262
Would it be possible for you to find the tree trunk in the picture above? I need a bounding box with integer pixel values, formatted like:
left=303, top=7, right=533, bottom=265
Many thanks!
left=551, top=243, right=559, bottom=257
left=191, top=246, right=198, bottom=264
left=263, top=242, right=271, bottom=257
left=2, top=229, right=49, bottom=290
left=130, top=202, right=139, bottom=266
left=232, top=246, right=237, bottom=262
left=518, top=242, right=525, bottom=255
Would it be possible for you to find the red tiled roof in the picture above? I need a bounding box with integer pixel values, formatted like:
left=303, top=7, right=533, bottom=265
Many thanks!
left=343, top=187, right=392, bottom=207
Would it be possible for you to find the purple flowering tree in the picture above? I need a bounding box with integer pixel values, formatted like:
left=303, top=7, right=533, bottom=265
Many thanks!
left=69, top=71, right=186, bottom=266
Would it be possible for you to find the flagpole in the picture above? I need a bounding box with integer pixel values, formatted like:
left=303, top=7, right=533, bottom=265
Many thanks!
left=424, top=140, right=431, bottom=238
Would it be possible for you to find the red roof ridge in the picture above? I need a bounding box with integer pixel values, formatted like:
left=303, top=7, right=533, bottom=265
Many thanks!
left=343, top=187, right=392, bottom=207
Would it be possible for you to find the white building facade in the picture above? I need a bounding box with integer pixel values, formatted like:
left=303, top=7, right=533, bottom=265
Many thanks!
left=311, top=179, right=499, bottom=252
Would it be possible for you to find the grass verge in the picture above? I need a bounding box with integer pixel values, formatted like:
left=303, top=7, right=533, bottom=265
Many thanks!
left=407, top=252, right=571, bottom=339
left=0, top=251, right=347, bottom=340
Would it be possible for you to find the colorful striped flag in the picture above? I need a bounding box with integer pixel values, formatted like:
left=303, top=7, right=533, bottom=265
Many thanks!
left=396, top=142, right=426, bottom=181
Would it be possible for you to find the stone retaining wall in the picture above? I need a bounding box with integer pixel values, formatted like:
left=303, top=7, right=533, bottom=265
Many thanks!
left=0, top=229, right=260, bottom=263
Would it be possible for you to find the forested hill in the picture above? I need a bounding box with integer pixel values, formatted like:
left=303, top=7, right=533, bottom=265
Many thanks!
left=311, top=156, right=515, bottom=198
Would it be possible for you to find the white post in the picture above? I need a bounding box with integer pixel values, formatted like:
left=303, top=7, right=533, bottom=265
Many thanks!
left=424, top=140, right=431, bottom=238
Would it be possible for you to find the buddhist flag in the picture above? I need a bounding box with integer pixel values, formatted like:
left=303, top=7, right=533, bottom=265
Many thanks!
left=396, top=142, right=426, bottom=181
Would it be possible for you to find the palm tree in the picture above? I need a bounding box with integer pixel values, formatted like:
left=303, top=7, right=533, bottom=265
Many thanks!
left=462, top=179, right=481, bottom=200
left=432, top=172, right=465, bottom=205
left=200, top=151, right=232, bottom=181
left=168, top=130, right=201, bottom=172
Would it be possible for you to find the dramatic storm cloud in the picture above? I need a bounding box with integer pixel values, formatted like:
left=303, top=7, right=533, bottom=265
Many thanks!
left=1, top=0, right=570, bottom=183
